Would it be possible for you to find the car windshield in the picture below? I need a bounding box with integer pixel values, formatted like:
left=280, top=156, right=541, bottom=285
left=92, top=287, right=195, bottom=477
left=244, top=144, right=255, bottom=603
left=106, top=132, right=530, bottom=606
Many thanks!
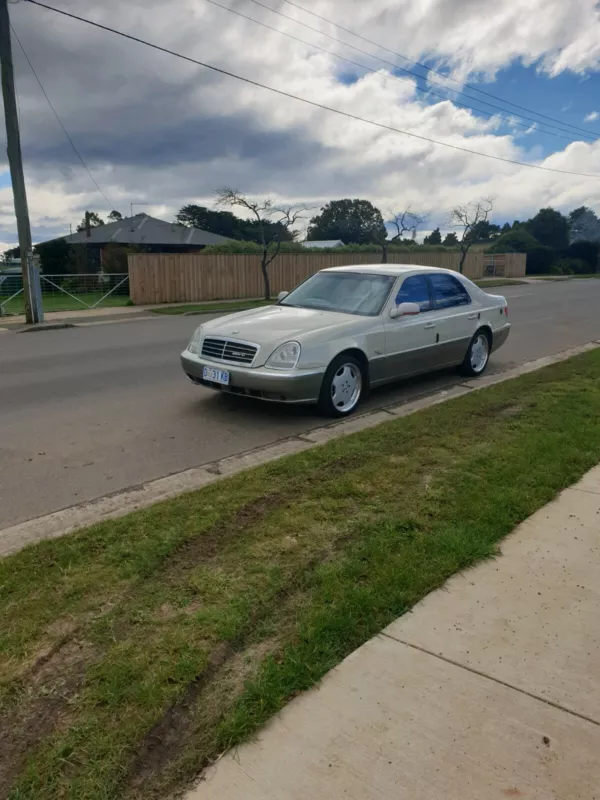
left=280, top=271, right=395, bottom=316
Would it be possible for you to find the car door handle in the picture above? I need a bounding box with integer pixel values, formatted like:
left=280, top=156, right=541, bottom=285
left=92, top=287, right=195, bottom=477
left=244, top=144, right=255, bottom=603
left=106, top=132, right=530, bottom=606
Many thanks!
left=424, top=322, right=436, bottom=329
left=467, top=313, right=479, bottom=320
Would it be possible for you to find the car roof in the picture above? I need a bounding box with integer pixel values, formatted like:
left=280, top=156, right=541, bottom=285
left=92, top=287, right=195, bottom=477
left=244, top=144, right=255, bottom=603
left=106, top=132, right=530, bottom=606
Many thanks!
left=321, top=264, right=457, bottom=277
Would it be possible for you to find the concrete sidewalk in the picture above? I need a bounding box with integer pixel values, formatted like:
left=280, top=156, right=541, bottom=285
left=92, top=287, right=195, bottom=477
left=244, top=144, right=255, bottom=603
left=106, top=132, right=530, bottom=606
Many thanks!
left=189, top=465, right=600, bottom=800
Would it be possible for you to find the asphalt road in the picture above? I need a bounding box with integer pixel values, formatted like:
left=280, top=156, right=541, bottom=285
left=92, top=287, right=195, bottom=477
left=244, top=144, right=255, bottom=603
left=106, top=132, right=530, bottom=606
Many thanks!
left=2, top=279, right=600, bottom=528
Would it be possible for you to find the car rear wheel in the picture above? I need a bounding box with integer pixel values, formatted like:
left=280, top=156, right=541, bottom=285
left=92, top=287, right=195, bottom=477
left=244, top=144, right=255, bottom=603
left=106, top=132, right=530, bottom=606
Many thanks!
left=318, top=355, right=365, bottom=417
left=460, top=329, right=491, bottom=377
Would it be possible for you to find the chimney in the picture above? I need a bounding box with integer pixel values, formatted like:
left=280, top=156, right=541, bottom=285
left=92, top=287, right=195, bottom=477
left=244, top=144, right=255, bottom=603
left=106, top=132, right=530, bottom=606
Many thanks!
left=85, top=211, right=91, bottom=238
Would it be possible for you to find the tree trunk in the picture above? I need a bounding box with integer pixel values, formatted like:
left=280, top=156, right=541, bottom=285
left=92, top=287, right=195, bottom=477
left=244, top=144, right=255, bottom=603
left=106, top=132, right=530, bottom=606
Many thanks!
left=381, top=241, right=388, bottom=264
left=261, top=253, right=271, bottom=300
left=459, top=248, right=467, bottom=274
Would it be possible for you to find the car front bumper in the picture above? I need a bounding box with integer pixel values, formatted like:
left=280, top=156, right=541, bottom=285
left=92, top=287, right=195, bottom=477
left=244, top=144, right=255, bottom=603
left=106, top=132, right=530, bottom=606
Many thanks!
left=181, top=351, right=325, bottom=404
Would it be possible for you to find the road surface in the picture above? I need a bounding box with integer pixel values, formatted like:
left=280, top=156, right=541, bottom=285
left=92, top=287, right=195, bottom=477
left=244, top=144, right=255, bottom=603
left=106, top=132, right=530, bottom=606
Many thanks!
left=2, top=280, right=600, bottom=528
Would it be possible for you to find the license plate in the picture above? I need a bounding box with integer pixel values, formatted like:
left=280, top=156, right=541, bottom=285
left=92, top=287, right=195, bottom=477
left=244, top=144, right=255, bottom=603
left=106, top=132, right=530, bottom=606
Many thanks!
left=203, top=366, right=230, bottom=385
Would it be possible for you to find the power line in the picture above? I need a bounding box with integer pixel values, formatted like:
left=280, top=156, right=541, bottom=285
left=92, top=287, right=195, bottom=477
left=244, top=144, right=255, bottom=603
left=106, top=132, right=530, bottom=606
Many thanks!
left=205, top=0, right=584, bottom=145
left=23, top=0, right=600, bottom=180
left=245, top=0, right=597, bottom=143
left=10, top=21, right=115, bottom=209
left=282, top=0, right=600, bottom=140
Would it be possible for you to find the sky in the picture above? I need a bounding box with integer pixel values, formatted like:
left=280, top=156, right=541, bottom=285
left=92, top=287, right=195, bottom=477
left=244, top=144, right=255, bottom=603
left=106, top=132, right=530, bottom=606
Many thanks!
left=1, top=0, right=600, bottom=251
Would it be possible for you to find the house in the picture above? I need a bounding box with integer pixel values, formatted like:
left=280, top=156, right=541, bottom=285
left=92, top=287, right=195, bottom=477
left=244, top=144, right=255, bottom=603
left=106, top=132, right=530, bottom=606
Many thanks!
left=301, top=239, right=345, bottom=249
left=37, top=214, right=232, bottom=272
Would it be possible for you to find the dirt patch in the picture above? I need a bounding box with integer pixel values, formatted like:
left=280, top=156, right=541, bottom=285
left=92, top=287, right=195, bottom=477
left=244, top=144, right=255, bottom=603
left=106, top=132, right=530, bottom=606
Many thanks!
left=0, top=638, right=97, bottom=796
left=154, top=600, right=204, bottom=621
left=162, top=493, right=288, bottom=579
left=313, top=452, right=364, bottom=478
left=122, top=642, right=234, bottom=792
left=122, top=636, right=281, bottom=798
left=496, top=403, right=525, bottom=418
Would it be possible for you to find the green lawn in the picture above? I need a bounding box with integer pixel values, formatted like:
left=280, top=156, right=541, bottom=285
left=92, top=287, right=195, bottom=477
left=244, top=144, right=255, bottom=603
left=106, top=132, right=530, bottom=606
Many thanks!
left=151, top=299, right=272, bottom=315
left=0, top=292, right=131, bottom=315
left=3, top=350, right=600, bottom=799
left=530, top=274, right=600, bottom=281
left=474, top=278, right=528, bottom=287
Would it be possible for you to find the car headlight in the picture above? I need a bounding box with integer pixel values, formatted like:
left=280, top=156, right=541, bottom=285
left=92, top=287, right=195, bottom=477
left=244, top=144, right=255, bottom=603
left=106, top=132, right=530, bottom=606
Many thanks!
left=187, top=326, right=203, bottom=355
left=266, top=341, right=301, bottom=370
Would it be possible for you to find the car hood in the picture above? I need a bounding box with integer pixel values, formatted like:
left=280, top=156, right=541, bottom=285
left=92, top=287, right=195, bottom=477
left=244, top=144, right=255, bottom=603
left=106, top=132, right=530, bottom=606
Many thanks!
left=201, top=304, right=363, bottom=351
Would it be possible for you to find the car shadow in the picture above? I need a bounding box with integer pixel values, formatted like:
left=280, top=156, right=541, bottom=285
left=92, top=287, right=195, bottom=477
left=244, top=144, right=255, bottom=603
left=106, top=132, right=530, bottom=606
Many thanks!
left=183, top=367, right=466, bottom=425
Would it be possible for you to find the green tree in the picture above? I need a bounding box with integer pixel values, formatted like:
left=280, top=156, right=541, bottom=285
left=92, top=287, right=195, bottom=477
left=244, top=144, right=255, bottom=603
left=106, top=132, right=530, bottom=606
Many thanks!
left=107, top=210, right=123, bottom=222
left=568, top=206, right=600, bottom=243
left=489, top=228, right=539, bottom=253
left=76, top=211, right=104, bottom=232
left=525, top=207, right=569, bottom=250
left=175, top=204, right=240, bottom=239
left=307, top=199, right=386, bottom=245
left=442, top=232, right=459, bottom=246
left=241, top=218, right=295, bottom=246
left=465, top=219, right=500, bottom=242
left=423, top=227, right=442, bottom=245
left=216, top=189, right=309, bottom=299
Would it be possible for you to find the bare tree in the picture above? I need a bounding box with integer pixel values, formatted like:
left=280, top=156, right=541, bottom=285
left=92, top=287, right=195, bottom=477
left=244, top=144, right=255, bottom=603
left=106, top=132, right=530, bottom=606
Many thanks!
left=379, top=207, right=429, bottom=263
left=449, top=197, right=494, bottom=273
left=216, top=189, right=309, bottom=299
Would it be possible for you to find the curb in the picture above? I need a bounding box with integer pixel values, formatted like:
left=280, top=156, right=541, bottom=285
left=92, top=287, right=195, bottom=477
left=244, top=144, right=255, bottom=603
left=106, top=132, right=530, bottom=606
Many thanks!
left=1, top=340, right=599, bottom=558
left=15, top=322, right=76, bottom=333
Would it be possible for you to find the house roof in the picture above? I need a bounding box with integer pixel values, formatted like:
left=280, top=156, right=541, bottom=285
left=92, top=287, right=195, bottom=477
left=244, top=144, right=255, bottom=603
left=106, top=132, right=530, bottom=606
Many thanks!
left=302, top=239, right=345, bottom=248
left=47, top=214, right=231, bottom=248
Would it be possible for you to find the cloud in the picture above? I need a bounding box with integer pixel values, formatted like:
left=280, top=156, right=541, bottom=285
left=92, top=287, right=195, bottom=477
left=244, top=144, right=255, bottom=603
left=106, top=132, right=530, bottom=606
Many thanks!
left=0, top=0, right=599, bottom=251
left=585, top=111, right=600, bottom=122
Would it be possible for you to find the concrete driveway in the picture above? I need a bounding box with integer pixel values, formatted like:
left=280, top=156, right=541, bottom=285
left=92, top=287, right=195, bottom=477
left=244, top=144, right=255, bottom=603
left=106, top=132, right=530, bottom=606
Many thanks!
left=1, top=279, right=600, bottom=528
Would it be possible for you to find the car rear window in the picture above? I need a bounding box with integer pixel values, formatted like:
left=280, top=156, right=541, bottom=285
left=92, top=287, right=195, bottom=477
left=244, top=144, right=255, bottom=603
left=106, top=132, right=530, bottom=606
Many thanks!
left=430, top=274, right=471, bottom=309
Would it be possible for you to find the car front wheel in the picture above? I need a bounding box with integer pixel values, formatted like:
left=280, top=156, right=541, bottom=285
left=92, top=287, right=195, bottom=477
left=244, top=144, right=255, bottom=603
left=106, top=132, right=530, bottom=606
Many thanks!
left=460, top=329, right=491, bottom=377
left=318, top=355, right=365, bottom=417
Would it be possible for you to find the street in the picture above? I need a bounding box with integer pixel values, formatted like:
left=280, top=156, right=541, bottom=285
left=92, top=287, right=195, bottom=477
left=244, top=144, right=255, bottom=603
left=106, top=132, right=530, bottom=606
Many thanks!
left=1, top=279, right=600, bottom=529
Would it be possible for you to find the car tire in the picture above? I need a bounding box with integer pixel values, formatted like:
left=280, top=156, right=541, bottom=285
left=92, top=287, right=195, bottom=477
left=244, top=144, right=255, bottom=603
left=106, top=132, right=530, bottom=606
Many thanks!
left=460, top=328, right=491, bottom=377
left=318, top=354, right=366, bottom=417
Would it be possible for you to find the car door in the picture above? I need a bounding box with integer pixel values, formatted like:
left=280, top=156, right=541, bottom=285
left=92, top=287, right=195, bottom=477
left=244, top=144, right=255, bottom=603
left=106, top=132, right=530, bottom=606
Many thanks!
left=428, top=273, right=479, bottom=367
left=383, top=274, right=439, bottom=379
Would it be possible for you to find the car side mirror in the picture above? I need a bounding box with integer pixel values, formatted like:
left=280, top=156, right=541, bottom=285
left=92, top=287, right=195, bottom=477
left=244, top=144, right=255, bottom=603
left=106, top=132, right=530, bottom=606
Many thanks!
left=390, top=302, right=420, bottom=319
left=277, top=291, right=289, bottom=303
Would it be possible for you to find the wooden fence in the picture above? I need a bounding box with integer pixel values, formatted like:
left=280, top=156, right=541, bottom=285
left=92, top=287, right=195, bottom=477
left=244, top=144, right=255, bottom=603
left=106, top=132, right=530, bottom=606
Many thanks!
left=128, top=251, right=526, bottom=305
left=483, top=253, right=527, bottom=278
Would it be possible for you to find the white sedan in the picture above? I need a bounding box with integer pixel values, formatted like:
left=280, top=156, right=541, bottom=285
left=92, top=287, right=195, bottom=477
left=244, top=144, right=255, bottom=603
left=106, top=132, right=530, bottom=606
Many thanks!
left=181, top=265, right=510, bottom=417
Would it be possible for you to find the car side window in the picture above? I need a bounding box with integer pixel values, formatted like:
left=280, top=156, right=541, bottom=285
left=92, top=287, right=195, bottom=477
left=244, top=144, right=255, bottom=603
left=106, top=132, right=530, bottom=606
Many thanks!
left=395, top=275, right=432, bottom=311
left=430, top=274, right=471, bottom=309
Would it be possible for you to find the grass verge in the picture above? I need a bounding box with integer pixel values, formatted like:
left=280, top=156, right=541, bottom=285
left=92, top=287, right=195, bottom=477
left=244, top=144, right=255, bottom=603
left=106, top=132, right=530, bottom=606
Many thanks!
left=0, top=293, right=131, bottom=315
left=474, top=278, right=527, bottom=287
left=3, top=350, right=600, bottom=799
left=530, top=274, right=600, bottom=281
left=151, top=299, right=272, bottom=315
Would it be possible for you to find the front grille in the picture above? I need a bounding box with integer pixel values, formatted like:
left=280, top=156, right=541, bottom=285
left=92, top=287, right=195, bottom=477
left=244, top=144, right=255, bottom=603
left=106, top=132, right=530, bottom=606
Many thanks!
left=201, top=337, right=258, bottom=365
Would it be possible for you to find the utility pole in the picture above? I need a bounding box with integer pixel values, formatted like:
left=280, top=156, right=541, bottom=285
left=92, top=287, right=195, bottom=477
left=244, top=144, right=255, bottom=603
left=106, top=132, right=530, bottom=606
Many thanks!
left=0, top=0, right=43, bottom=323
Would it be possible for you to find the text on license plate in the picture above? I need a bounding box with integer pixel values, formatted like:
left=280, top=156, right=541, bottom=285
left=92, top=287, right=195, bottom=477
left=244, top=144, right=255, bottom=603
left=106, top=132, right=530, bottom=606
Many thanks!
left=203, top=366, right=230, bottom=385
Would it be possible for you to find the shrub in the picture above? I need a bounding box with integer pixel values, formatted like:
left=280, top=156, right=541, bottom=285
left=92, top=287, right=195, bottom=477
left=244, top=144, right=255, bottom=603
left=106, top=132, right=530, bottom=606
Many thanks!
left=565, top=241, right=599, bottom=272
left=490, top=228, right=540, bottom=253
left=526, top=245, right=557, bottom=275
left=554, top=258, right=589, bottom=275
